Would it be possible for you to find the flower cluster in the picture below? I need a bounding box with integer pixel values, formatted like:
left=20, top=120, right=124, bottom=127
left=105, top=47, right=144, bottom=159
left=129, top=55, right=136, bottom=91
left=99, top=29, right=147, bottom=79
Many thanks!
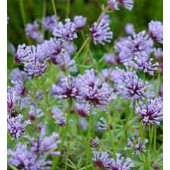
left=7, top=0, right=163, bottom=169
left=136, top=97, right=163, bottom=125
left=124, top=137, right=148, bottom=155
left=8, top=124, right=60, bottom=170
left=90, top=14, right=113, bottom=45
left=92, top=151, right=134, bottom=169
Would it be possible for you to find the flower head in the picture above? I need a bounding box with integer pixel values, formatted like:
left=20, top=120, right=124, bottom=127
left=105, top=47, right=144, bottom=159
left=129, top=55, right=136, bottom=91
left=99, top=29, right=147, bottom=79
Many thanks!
left=25, top=21, right=43, bottom=43
left=42, top=15, right=58, bottom=32
left=30, top=124, right=60, bottom=155
left=74, top=16, right=86, bottom=31
left=51, top=75, right=81, bottom=100
left=115, top=69, right=152, bottom=106
left=90, top=17, right=113, bottom=45
left=148, top=21, right=163, bottom=44
left=15, top=44, right=47, bottom=77
left=107, top=0, right=119, bottom=11
left=124, top=137, right=148, bottom=155
left=7, top=114, right=31, bottom=139
left=124, top=23, right=135, bottom=35
left=136, top=97, right=163, bottom=125
left=51, top=107, right=66, bottom=127
left=92, top=151, right=113, bottom=169
left=8, top=143, right=52, bottom=170
left=53, top=19, right=77, bottom=43
left=118, top=0, right=134, bottom=11
left=110, top=153, right=135, bottom=170
left=125, top=53, right=159, bottom=75
left=77, top=69, right=116, bottom=109
left=10, top=68, right=27, bottom=84
left=90, top=138, right=99, bottom=148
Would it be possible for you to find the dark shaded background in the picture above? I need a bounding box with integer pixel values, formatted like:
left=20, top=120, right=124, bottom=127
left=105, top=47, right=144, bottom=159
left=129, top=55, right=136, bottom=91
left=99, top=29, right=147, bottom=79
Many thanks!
left=7, top=0, right=163, bottom=45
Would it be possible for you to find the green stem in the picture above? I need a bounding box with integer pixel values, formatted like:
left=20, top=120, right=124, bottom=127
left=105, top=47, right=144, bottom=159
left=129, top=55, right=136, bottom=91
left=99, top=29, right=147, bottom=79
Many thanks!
left=51, top=0, right=58, bottom=21
left=154, top=126, right=157, bottom=151
left=85, top=104, right=93, bottom=169
left=106, top=115, right=117, bottom=161
left=149, top=123, right=154, bottom=150
left=66, top=0, right=70, bottom=18
left=52, top=99, right=71, bottom=169
left=19, top=0, right=26, bottom=27
left=73, top=37, right=90, bottom=60
left=42, top=0, right=47, bottom=18
left=65, top=140, right=71, bottom=170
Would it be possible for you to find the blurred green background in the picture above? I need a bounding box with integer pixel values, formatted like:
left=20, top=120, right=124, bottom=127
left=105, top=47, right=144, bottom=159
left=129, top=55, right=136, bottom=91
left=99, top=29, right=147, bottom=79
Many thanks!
left=7, top=0, right=163, bottom=46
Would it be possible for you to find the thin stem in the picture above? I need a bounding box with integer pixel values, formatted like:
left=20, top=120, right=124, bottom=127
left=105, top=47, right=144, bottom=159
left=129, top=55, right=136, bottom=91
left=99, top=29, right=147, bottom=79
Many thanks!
left=154, top=126, right=157, bottom=151
left=65, top=0, right=70, bottom=18
left=19, top=0, right=26, bottom=27
left=106, top=114, right=117, bottom=161
left=42, top=0, right=47, bottom=18
left=149, top=123, right=154, bottom=150
left=65, top=140, right=71, bottom=170
left=85, top=104, right=93, bottom=169
left=51, top=0, right=58, bottom=21
left=73, top=37, right=90, bottom=60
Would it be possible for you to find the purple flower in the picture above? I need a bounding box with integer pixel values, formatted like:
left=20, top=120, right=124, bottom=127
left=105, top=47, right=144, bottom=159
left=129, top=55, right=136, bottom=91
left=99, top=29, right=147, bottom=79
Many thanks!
left=25, top=21, right=43, bottom=43
left=53, top=19, right=77, bottom=43
left=13, top=81, right=28, bottom=97
left=74, top=16, right=86, bottom=31
left=42, top=15, right=58, bottom=32
left=101, top=13, right=111, bottom=24
left=51, top=75, right=81, bottom=100
left=16, top=44, right=47, bottom=77
left=124, top=137, right=148, bottom=155
left=30, top=124, right=60, bottom=155
left=136, top=97, right=163, bottom=125
left=90, top=138, right=99, bottom=148
left=40, top=38, right=76, bottom=72
left=115, top=69, right=152, bottom=106
left=107, top=0, right=119, bottom=11
left=78, top=69, right=116, bottom=109
left=110, top=153, right=135, bottom=170
left=75, top=102, right=91, bottom=117
left=7, top=88, right=16, bottom=114
left=9, top=68, right=27, bottom=83
left=90, top=17, right=113, bottom=45
left=126, top=31, right=153, bottom=57
left=51, top=107, right=66, bottom=127
left=114, top=37, right=133, bottom=63
left=29, top=105, right=44, bottom=121
left=125, top=53, right=159, bottom=75
left=7, top=114, right=31, bottom=139
left=8, top=143, right=52, bottom=170
left=51, top=53, right=77, bottom=72
left=92, top=151, right=113, bottom=169
left=154, top=48, right=163, bottom=62
left=14, top=44, right=32, bottom=63
left=124, top=23, right=135, bottom=35
left=148, top=20, right=163, bottom=44
left=118, top=0, right=134, bottom=11
left=104, top=53, right=118, bottom=65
